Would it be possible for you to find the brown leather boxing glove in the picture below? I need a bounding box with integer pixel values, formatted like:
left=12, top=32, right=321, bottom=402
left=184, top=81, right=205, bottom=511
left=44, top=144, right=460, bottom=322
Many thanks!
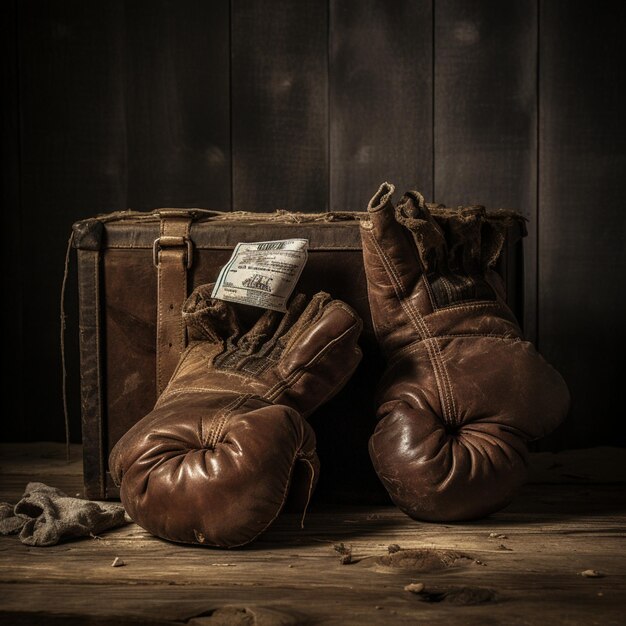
left=109, top=286, right=362, bottom=547
left=361, top=183, right=569, bottom=521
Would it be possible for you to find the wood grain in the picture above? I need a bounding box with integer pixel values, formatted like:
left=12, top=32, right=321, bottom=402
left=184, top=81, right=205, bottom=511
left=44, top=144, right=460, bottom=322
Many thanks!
left=17, top=0, right=129, bottom=441
left=538, top=1, right=626, bottom=448
left=434, top=0, right=538, bottom=340
left=4, top=1, right=626, bottom=453
left=0, top=444, right=625, bottom=625
left=11, top=0, right=231, bottom=443
left=231, top=0, right=328, bottom=211
left=329, top=0, right=433, bottom=211
left=124, top=0, right=231, bottom=210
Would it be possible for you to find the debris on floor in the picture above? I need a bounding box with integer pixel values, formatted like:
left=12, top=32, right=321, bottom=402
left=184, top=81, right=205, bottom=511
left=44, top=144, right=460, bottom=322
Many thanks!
left=488, top=532, right=508, bottom=539
left=415, top=586, right=498, bottom=606
left=581, top=569, right=605, bottom=578
left=376, top=549, right=473, bottom=572
left=333, top=542, right=353, bottom=565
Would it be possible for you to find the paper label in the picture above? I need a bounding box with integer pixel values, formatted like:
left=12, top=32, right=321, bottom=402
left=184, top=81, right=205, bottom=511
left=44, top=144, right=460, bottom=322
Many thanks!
left=211, top=239, right=308, bottom=312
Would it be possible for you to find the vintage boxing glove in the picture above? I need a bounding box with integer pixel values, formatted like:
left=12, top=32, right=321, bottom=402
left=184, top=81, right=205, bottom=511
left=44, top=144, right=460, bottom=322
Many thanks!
left=362, top=182, right=569, bottom=521
left=109, top=285, right=362, bottom=547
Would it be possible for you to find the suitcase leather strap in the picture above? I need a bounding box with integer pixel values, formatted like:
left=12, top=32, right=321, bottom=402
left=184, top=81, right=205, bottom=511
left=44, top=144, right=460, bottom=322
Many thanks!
left=154, top=212, right=194, bottom=394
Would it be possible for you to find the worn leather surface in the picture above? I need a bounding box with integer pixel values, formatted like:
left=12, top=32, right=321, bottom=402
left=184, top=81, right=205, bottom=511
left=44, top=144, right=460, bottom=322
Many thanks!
left=109, top=286, right=362, bottom=547
left=362, top=183, right=570, bottom=521
left=155, top=213, right=192, bottom=394
left=75, top=210, right=523, bottom=502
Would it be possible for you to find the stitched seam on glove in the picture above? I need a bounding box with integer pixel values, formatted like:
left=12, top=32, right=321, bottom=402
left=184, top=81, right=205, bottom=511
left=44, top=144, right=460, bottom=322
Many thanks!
left=193, top=430, right=313, bottom=549
left=159, top=386, right=264, bottom=399
left=386, top=334, right=523, bottom=370
left=428, top=300, right=504, bottom=314
left=200, top=413, right=218, bottom=450
left=204, top=393, right=254, bottom=450
left=438, top=274, right=456, bottom=302
left=303, top=363, right=360, bottom=417
left=367, top=229, right=458, bottom=427
left=160, top=343, right=203, bottom=396
left=158, top=319, right=359, bottom=412
left=425, top=338, right=457, bottom=426
left=272, top=356, right=360, bottom=420
left=262, top=321, right=361, bottom=404
left=370, top=230, right=459, bottom=425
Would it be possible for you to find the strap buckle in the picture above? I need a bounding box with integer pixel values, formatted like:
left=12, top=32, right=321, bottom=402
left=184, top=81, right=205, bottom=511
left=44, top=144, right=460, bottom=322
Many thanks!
left=153, top=236, right=194, bottom=269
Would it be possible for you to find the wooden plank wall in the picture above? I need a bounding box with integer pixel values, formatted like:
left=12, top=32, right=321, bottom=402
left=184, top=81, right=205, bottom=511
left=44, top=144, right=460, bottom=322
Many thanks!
left=17, top=0, right=130, bottom=442
left=329, top=0, right=433, bottom=209
left=434, top=0, right=538, bottom=340
left=538, top=1, right=626, bottom=449
left=232, top=0, right=329, bottom=210
left=124, top=0, right=231, bottom=209
left=3, top=0, right=625, bottom=448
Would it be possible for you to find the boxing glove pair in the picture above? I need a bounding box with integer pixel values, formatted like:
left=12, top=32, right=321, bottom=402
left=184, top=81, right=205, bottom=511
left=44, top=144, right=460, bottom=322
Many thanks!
left=110, top=183, right=569, bottom=547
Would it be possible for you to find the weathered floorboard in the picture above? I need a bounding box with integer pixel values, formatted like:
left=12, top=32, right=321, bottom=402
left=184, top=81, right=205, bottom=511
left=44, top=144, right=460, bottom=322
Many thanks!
left=0, top=444, right=625, bottom=624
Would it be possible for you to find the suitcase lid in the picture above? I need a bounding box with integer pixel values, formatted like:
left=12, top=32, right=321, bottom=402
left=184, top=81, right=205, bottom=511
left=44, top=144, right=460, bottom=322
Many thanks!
left=72, top=208, right=526, bottom=251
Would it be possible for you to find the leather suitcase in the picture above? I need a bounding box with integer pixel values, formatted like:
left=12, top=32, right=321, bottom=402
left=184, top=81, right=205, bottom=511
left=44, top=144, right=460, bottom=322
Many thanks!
left=72, top=208, right=525, bottom=502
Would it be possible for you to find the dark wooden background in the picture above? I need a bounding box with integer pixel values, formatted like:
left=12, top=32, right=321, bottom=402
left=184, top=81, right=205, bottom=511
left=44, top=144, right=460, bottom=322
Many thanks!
left=2, top=0, right=625, bottom=448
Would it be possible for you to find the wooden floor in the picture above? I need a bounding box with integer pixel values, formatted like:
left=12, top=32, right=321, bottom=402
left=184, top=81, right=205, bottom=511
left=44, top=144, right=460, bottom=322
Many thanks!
left=0, top=444, right=625, bottom=625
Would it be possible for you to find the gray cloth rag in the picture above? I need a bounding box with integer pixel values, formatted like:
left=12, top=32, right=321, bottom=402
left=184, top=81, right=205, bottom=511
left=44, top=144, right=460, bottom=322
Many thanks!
left=0, top=482, right=129, bottom=546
